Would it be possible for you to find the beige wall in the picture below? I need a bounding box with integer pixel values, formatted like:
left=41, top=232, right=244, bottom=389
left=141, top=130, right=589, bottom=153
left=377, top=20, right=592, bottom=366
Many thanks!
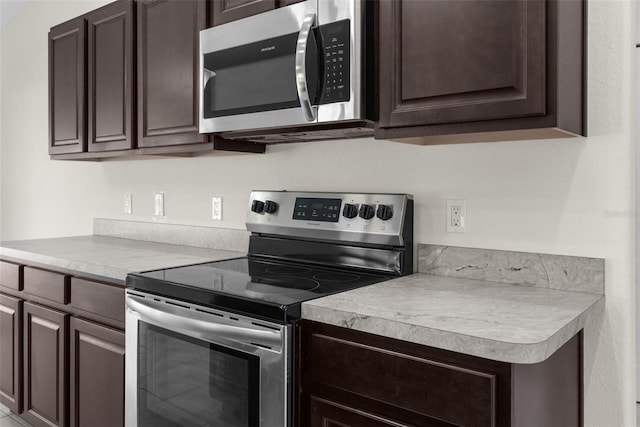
left=1, top=0, right=636, bottom=425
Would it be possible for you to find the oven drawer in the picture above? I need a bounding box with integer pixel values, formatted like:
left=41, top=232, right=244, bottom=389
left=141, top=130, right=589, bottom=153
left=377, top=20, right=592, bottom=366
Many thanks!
left=0, top=261, right=23, bottom=291
left=23, top=267, right=69, bottom=304
left=71, top=278, right=124, bottom=324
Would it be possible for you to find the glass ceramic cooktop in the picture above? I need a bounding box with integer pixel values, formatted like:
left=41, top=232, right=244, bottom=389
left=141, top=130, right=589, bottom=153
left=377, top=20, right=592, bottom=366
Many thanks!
left=127, top=257, right=392, bottom=322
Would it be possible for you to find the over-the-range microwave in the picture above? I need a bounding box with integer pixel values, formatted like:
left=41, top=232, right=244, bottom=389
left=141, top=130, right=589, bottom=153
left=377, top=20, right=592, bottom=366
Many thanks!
left=198, top=0, right=374, bottom=136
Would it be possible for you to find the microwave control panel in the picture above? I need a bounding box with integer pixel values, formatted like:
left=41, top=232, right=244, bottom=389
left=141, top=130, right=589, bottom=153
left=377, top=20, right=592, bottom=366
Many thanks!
left=319, top=20, right=351, bottom=105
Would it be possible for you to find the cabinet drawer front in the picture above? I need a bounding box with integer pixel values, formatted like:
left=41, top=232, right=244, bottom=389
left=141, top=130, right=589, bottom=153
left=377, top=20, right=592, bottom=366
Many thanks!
left=309, top=333, right=496, bottom=427
left=23, top=267, right=70, bottom=304
left=71, top=278, right=124, bottom=323
left=0, top=261, right=23, bottom=291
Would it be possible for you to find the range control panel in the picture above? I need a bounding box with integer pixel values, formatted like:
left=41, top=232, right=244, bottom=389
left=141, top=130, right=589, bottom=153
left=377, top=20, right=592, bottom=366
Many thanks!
left=246, top=191, right=412, bottom=246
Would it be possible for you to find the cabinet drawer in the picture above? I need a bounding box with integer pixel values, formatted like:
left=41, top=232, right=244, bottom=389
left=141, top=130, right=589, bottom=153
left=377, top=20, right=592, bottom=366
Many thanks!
left=308, top=332, right=496, bottom=427
left=23, top=267, right=69, bottom=304
left=0, top=261, right=23, bottom=291
left=71, top=278, right=124, bottom=324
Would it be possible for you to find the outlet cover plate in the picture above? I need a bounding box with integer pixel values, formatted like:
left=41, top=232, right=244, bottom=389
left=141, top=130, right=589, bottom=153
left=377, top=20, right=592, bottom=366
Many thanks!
left=446, top=199, right=466, bottom=233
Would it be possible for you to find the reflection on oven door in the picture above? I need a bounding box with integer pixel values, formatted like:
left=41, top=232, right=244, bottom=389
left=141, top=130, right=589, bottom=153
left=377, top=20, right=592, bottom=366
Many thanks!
left=138, top=323, right=260, bottom=427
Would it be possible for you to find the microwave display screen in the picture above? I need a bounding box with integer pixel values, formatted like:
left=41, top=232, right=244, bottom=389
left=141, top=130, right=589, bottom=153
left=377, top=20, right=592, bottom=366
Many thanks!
left=203, top=31, right=319, bottom=118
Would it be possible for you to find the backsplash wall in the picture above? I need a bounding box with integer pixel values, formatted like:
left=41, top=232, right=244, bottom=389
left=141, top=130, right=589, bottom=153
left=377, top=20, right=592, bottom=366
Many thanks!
left=0, top=1, right=635, bottom=426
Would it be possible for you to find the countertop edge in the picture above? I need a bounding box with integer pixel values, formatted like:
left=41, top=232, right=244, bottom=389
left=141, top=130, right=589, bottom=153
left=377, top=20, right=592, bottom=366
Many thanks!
left=301, top=295, right=605, bottom=364
left=0, top=246, right=131, bottom=282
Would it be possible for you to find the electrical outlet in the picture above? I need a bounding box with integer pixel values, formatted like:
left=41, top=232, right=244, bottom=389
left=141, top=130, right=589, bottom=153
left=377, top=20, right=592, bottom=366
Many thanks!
left=154, top=192, right=165, bottom=216
left=446, top=199, right=466, bottom=233
left=123, top=193, right=132, bottom=214
left=212, top=197, right=222, bottom=220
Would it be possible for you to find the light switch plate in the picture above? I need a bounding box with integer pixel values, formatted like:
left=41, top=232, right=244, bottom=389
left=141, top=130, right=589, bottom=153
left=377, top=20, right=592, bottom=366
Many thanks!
left=154, top=192, right=165, bottom=216
left=123, top=193, right=132, bottom=214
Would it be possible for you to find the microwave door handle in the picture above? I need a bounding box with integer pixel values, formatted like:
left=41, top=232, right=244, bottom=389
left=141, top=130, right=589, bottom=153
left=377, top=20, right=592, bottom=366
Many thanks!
left=295, top=13, right=316, bottom=122
left=126, top=295, right=282, bottom=350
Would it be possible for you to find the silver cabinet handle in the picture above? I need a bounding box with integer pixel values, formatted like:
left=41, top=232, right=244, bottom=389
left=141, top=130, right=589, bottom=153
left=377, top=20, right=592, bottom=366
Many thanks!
left=295, top=13, right=316, bottom=122
left=126, top=295, right=283, bottom=351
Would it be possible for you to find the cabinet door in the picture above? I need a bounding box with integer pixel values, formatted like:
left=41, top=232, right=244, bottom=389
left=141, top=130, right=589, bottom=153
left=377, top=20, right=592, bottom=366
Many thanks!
left=70, top=318, right=124, bottom=427
left=309, top=396, right=414, bottom=427
left=22, top=303, right=68, bottom=427
left=209, top=0, right=275, bottom=27
left=87, top=1, right=135, bottom=152
left=378, top=0, right=545, bottom=129
left=137, top=0, right=208, bottom=148
left=0, top=294, right=22, bottom=414
left=48, top=17, right=86, bottom=155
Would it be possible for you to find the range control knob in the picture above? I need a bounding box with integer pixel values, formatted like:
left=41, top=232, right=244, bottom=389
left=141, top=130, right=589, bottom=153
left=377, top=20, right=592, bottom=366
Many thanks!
left=264, top=200, right=278, bottom=214
left=359, top=204, right=375, bottom=220
left=251, top=200, right=265, bottom=213
left=342, top=203, right=358, bottom=219
left=376, top=204, right=393, bottom=221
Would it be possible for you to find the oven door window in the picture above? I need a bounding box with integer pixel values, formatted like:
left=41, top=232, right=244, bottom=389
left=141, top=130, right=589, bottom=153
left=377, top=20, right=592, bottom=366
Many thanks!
left=137, top=323, right=259, bottom=427
left=202, top=31, right=320, bottom=118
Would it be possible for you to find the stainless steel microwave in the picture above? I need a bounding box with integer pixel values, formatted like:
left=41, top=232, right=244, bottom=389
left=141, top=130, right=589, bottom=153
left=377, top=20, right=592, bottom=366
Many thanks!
left=199, top=0, right=372, bottom=134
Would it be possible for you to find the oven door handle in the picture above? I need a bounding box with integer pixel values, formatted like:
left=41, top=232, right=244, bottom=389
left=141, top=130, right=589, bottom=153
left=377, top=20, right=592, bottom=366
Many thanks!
left=126, top=295, right=283, bottom=351
left=295, top=12, right=316, bottom=122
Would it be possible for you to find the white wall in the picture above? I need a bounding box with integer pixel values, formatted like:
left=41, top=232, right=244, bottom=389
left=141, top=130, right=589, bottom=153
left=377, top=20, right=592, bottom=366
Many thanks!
left=1, top=0, right=636, bottom=425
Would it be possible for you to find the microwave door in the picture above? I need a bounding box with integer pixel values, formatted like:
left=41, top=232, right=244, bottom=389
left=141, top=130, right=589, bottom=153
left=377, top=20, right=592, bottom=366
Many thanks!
left=199, top=0, right=321, bottom=133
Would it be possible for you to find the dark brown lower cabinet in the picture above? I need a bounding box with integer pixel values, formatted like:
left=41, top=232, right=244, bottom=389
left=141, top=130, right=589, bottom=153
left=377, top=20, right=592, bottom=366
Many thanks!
left=1, top=261, right=126, bottom=427
left=70, top=317, right=125, bottom=427
left=0, top=294, right=22, bottom=413
left=22, top=302, right=68, bottom=427
left=296, top=320, right=582, bottom=427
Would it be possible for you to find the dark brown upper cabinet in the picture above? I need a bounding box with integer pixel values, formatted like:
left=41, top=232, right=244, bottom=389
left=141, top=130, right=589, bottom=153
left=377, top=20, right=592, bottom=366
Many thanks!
left=137, top=0, right=208, bottom=149
left=208, top=0, right=304, bottom=27
left=49, top=1, right=135, bottom=158
left=375, top=0, right=586, bottom=144
left=48, top=17, right=86, bottom=155
left=209, top=0, right=275, bottom=26
left=49, top=0, right=264, bottom=160
left=137, top=0, right=263, bottom=154
left=87, top=1, right=135, bottom=152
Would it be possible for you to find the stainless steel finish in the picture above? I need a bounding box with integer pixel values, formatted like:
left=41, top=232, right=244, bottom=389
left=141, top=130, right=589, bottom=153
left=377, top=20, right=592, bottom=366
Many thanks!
left=246, top=191, right=412, bottom=246
left=295, top=13, right=317, bottom=122
left=125, top=291, right=290, bottom=427
left=317, top=0, right=363, bottom=123
left=202, top=67, right=215, bottom=91
left=199, top=0, right=317, bottom=133
left=199, top=0, right=365, bottom=134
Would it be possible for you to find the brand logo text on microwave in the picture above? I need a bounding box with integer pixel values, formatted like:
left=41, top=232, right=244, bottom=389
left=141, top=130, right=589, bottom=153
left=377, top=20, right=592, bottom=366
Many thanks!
left=261, top=45, right=276, bottom=52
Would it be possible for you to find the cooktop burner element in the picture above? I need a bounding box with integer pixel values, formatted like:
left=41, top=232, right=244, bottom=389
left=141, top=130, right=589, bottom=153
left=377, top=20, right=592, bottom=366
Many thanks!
left=126, top=191, right=413, bottom=322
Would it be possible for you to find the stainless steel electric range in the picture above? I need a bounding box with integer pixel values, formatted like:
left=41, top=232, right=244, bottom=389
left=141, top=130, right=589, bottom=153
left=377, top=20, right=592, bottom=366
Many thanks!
left=125, top=191, right=413, bottom=427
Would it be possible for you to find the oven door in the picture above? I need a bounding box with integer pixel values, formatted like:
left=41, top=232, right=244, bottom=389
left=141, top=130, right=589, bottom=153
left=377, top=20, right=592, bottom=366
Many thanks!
left=125, top=292, right=290, bottom=427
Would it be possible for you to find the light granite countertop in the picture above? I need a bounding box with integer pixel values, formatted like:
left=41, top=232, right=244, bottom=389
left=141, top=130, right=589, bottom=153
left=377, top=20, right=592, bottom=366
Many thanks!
left=0, top=235, right=245, bottom=282
left=301, top=273, right=604, bottom=364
